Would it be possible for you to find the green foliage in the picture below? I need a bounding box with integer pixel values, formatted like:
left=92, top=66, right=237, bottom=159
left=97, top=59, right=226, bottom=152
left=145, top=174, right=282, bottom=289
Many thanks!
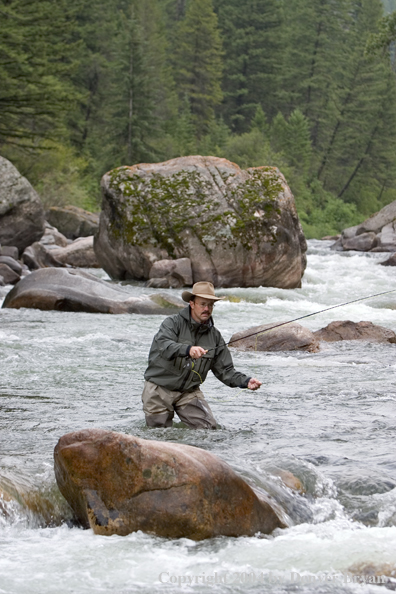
left=173, top=0, right=223, bottom=137
left=214, top=0, right=283, bottom=132
left=2, top=0, right=396, bottom=239
left=0, top=0, right=80, bottom=147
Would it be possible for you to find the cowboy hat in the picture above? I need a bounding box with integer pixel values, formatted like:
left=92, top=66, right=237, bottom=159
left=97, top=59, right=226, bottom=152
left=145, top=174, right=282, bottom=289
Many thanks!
left=182, top=281, right=225, bottom=303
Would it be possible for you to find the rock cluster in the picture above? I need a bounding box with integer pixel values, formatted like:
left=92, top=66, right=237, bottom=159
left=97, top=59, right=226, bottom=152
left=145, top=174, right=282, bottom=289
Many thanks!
left=94, top=156, right=307, bottom=288
left=0, top=155, right=101, bottom=288
left=332, top=199, right=396, bottom=253
left=2, top=268, right=184, bottom=314
left=54, top=429, right=286, bottom=539
left=230, top=320, right=396, bottom=351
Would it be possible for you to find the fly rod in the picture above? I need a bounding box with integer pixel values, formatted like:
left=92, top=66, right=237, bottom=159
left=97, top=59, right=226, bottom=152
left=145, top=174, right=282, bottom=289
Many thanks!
left=206, top=287, right=396, bottom=352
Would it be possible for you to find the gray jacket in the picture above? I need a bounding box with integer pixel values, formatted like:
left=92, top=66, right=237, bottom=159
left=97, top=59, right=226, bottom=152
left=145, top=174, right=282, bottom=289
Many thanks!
left=144, top=306, right=250, bottom=392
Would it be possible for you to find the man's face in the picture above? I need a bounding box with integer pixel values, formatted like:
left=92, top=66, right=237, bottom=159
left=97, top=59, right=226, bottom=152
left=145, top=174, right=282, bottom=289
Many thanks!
left=190, top=297, right=215, bottom=324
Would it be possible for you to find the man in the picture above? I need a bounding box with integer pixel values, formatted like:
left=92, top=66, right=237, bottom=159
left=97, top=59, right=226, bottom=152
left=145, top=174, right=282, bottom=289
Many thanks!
left=142, top=281, right=262, bottom=429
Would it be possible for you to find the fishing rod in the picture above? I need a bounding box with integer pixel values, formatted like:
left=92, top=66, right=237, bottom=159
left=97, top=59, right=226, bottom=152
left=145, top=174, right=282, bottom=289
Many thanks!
left=206, top=287, right=396, bottom=353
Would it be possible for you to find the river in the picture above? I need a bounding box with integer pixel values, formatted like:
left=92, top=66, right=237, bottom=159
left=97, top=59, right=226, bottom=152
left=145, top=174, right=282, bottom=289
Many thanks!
left=0, top=240, right=396, bottom=593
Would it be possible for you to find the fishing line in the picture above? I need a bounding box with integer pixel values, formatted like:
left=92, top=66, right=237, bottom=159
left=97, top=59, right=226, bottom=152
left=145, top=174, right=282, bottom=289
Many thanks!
left=207, top=287, right=396, bottom=353
left=206, top=287, right=396, bottom=403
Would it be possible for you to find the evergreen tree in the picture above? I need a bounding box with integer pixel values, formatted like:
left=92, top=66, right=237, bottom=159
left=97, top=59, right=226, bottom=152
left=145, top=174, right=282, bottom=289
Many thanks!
left=173, top=0, right=223, bottom=138
left=0, top=0, right=79, bottom=148
left=214, top=0, right=283, bottom=132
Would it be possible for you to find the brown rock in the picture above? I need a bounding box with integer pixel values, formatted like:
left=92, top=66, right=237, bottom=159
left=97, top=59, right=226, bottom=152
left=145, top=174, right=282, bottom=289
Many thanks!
left=342, top=232, right=378, bottom=252
left=0, top=263, right=20, bottom=285
left=2, top=268, right=184, bottom=314
left=314, top=320, right=396, bottom=343
left=0, top=255, right=22, bottom=276
left=95, top=156, right=306, bottom=288
left=22, top=242, right=64, bottom=270
left=380, top=253, right=396, bottom=266
left=229, top=321, right=320, bottom=352
left=54, top=429, right=286, bottom=540
left=0, top=246, right=19, bottom=260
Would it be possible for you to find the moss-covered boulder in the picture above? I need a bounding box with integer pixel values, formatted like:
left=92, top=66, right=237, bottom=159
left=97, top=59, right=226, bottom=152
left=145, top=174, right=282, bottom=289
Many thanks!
left=94, top=156, right=307, bottom=288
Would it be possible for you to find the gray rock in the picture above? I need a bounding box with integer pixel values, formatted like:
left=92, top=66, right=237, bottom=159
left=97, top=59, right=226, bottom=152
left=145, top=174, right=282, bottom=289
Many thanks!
left=314, top=321, right=396, bottom=343
left=149, top=257, right=193, bottom=288
left=50, top=236, right=99, bottom=268
left=40, top=223, right=69, bottom=247
left=2, top=268, right=185, bottom=314
left=94, top=156, right=307, bottom=289
left=22, top=243, right=64, bottom=270
left=47, top=206, right=99, bottom=240
left=0, top=156, right=45, bottom=253
left=342, top=224, right=361, bottom=240
left=0, top=275, right=4, bottom=286
left=0, top=263, right=20, bottom=285
left=380, top=253, right=396, bottom=266
left=229, top=321, right=320, bottom=352
left=342, top=232, right=378, bottom=252
left=355, top=200, right=396, bottom=235
left=145, top=277, right=171, bottom=288
left=0, top=256, right=22, bottom=275
left=0, top=246, right=19, bottom=260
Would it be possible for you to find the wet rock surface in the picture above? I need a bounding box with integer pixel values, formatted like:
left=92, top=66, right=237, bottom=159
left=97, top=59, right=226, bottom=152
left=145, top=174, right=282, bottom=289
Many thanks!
left=54, top=429, right=285, bottom=539
left=314, top=320, right=396, bottom=343
left=229, top=321, right=320, bottom=352
left=2, top=268, right=184, bottom=314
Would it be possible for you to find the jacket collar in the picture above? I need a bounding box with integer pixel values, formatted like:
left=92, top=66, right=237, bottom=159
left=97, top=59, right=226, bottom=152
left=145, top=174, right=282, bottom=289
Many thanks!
left=180, top=305, right=214, bottom=330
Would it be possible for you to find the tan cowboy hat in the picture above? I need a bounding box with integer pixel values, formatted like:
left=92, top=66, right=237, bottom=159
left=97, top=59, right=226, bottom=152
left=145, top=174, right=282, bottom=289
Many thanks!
left=182, top=281, right=225, bottom=303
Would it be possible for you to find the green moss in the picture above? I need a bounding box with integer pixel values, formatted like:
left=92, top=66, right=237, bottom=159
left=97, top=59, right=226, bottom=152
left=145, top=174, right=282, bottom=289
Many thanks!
left=106, top=165, right=283, bottom=254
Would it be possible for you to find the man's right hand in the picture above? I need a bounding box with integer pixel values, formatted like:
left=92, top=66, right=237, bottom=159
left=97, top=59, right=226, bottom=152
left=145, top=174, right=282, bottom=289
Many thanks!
left=190, top=346, right=208, bottom=359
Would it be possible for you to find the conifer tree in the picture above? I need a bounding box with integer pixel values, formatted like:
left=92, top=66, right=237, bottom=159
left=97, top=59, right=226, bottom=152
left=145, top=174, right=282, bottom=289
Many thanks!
left=214, top=0, right=283, bottom=132
left=173, top=0, right=223, bottom=138
left=0, top=0, right=79, bottom=148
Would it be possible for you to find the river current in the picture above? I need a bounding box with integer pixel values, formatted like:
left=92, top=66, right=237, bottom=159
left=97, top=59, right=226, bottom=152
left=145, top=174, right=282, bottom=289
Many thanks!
left=1, top=240, right=396, bottom=594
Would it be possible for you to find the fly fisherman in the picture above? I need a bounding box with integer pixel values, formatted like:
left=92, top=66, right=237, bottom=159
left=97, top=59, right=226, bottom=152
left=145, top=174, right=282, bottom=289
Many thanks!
left=142, top=281, right=262, bottom=429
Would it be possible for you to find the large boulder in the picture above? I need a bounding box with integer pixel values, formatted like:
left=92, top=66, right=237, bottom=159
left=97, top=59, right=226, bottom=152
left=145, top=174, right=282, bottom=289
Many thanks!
left=94, top=156, right=307, bottom=288
left=2, top=268, right=185, bottom=314
left=0, top=156, right=45, bottom=253
left=54, top=429, right=285, bottom=539
left=46, top=206, right=99, bottom=240
left=314, top=320, right=396, bottom=343
left=333, top=199, right=396, bottom=252
left=229, top=321, right=320, bottom=352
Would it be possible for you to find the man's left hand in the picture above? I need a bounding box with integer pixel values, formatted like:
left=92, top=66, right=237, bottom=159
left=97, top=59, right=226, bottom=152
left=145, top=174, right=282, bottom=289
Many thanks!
left=247, top=378, right=262, bottom=390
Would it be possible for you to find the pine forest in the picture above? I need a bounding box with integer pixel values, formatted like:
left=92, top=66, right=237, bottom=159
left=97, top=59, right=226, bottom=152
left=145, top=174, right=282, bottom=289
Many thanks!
left=2, top=0, right=396, bottom=238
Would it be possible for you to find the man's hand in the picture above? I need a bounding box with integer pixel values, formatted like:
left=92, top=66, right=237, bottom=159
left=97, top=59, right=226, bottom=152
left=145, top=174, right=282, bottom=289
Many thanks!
left=247, top=378, right=262, bottom=390
left=190, top=346, right=208, bottom=359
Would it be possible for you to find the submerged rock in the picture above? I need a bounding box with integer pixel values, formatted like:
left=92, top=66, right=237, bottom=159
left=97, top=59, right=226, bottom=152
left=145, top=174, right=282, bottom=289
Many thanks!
left=314, top=320, right=396, bottom=343
left=94, top=156, right=307, bottom=288
left=54, top=429, right=286, bottom=539
left=0, top=155, right=45, bottom=253
left=229, top=321, right=320, bottom=352
left=2, top=268, right=184, bottom=314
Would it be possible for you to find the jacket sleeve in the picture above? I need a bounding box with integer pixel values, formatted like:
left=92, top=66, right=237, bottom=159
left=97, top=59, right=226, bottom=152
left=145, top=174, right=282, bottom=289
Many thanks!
left=211, top=342, right=251, bottom=388
left=153, top=316, right=190, bottom=360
